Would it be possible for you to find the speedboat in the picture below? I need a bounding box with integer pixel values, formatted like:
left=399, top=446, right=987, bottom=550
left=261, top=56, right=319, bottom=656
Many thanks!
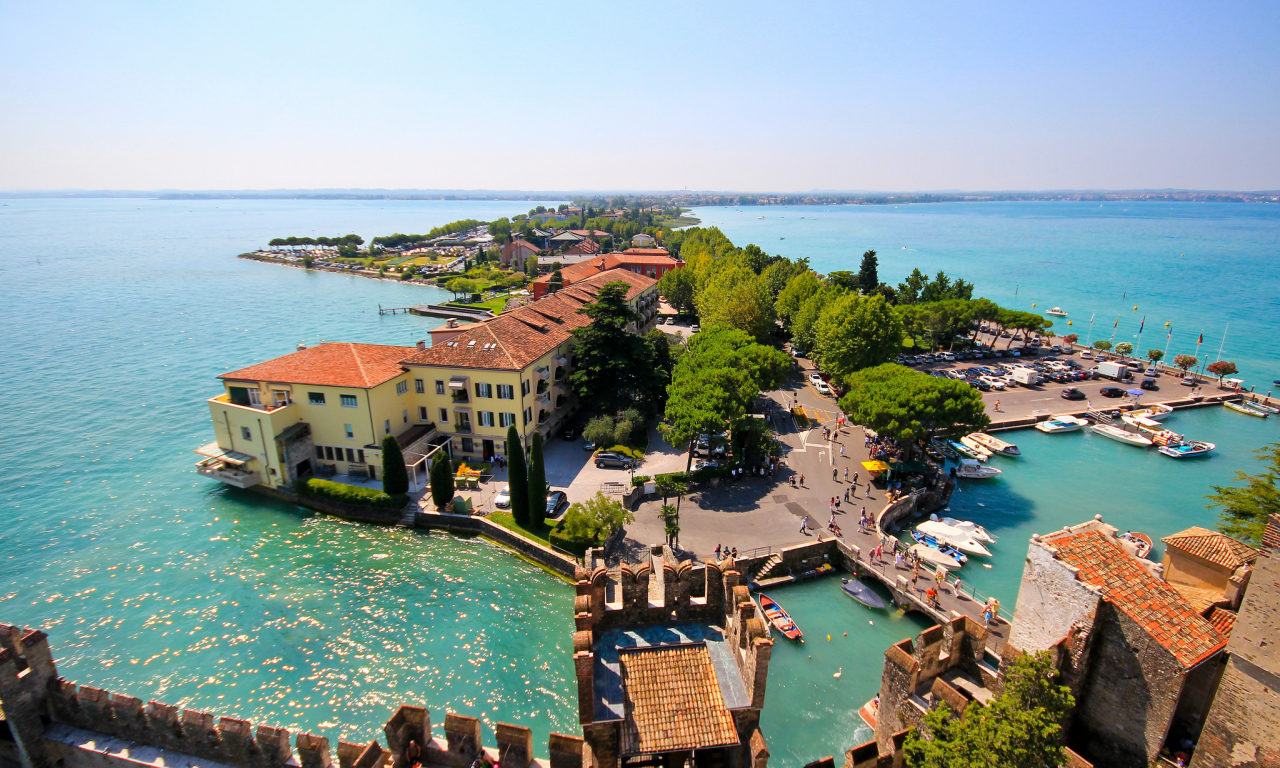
left=917, top=520, right=993, bottom=556
left=758, top=594, right=802, bottom=640
left=1090, top=423, right=1154, bottom=447
left=958, top=436, right=993, bottom=461
left=935, top=515, right=996, bottom=543
left=1159, top=440, right=1216, bottom=458
left=1035, top=415, right=1088, bottom=434
left=908, top=543, right=963, bottom=569
left=1118, top=531, right=1154, bottom=559
left=953, top=458, right=1002, bottom=480
left=1125, top=404, right=1174, bottom=421
left=910, top=531, right=969, bottom=564
left=1046, top=307, right=1068, bottom=316
left=841, top=578, right=887, bottom=609
left=858, top=698, right=879, bottom=729
left=966, top=432, right=1020, bottom=456
left=1225, top=401, right=1268, bottom=418
left=950, top=440, right=983, bottom=461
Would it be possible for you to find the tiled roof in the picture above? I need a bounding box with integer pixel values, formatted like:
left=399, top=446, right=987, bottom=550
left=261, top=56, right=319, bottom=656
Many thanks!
left=615, top=254, right=681, bottom=265
left=564, top=239, right=602, bottom=256
left=618, top=645, right=739, bottom=756
left=400, top=268, right=655, bottom=371
left=531, top=253, right=680, bottom=287
left=620, top=248, right=670, bottom=256
left=1207, top=607, right=1237, bottom=637
left=219, top=343, right=412, bottom=388
left=502, top=239, right=541, bottom=254
left=1162, top=527, right=1258, bottom=570
left=1043, top=529, right=1226, bottom=668
left=1169, top=584, right=1227, bottom=613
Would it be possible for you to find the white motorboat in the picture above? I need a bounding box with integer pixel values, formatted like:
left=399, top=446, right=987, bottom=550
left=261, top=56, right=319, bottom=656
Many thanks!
left=917, top=520, right=993, bottom=556
left=1125, top=404, right=1174, bottom=421
left=1090, top=423, right=1154, bottom=447
left=1159, top=440, right=1216, bottom=458
left=959, top=436, right=993, bottom=461
left=1046, top=307, right=1068, bottom=316
left=966, top=432, right=1021, bottom=456
left=949, top=440, right=983, bottom=461
left=908, top=543, right=962, bottom=570
left=934, top=515, right=996, bottom=543
left=953, top=458, right=1003, bottom=480
left=1241, top=399, right=1279, bottom=415
left=1035, top=415, right=1088, bottom=434
left=1121, top=413, right=1166, bottom=431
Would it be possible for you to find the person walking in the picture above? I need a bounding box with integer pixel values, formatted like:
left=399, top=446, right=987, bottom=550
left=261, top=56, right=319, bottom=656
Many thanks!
left=953, top=576, right=963, bottom=598
left=994, top=399, right=1002, bottom=412
left=840, top=444, right=845, bottom=458
left=912, top=562, right=920, bottom=586
left=844, top=467, right=849, bottom=482
left=853, top=471, right=859, bottom=486
left=799, top=473, right=805, bottom=486
left=833, top=467, right=838, bottom=481
left=800, top=515, right=810, bottom=534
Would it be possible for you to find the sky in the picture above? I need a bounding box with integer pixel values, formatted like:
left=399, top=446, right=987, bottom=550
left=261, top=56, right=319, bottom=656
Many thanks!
left=2, top=1, right=1279, bottom=192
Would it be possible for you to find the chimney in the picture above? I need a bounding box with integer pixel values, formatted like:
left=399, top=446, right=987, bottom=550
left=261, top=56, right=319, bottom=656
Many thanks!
left=297, top=343, right=308, bottom=352
left=446, top=318, right=458, bottom=329
left=416, top=339, right=427, bottom=351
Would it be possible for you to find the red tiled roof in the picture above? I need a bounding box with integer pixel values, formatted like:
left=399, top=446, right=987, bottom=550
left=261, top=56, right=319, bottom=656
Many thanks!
left=219, top=343, right=413, bottom=388
left=615, top=254, right=682, bottom=266
left=1162, top=527, right=1258, bottom=570
left=620, top=248, right=671, bottom=256
left=1043, top=529, right=1226, bottom=668
left=400, top=269, right=655, bottom=370
left=1207, top=607, right=1237, bottom=637
left=564, top=239, right=602, bottom=256
left=618, top=645, right=739, bottom=756
left=502, top=239, right=542, bottom=254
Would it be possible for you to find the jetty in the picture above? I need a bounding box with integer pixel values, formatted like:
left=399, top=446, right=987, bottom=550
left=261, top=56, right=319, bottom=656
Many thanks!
left=378, top=303, right=495, bottom=322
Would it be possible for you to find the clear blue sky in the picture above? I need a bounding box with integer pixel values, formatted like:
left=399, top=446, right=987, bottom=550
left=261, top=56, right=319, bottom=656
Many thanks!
left=3, top=1, right=1278, bottom=191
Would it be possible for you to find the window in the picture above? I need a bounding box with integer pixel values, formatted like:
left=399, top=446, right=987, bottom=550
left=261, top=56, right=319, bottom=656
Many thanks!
left=248, top=389, right=262, bottom=406
left=479, top=411, right=494, bottom=427
left=461, top=437, right=474, bottom=453
left=345, top=424, right=354, bottom=439
left=396, top=380, right=408, bottom=396
left=384, top=419, right=391, bottom=435
left=497, top=384, right=514, bottom=400
left=523, top=407, right=532, bottom=425
left=345, top=448, right=356, bottom=463
left=414, top=379, right=424, bottom=394
left=419, top=406, right=429, bottom=421
left=324, top=446, right=335, bottom=460
left=439, top=408, right=449, bottom=422
left=308, top=392, right=326, bottom=405
left=357, top=449, right=365, bottom=464
left=500, top=412, right=515, bottom=427
left=240, top=426, right=252, bottom=440
left=521, top=379, right=531, bottom=396
left=475, top=382, right=492, bottom=398
left=340, top=394, right=358, bottom=408
left=435, top=380, right=445, bottom=395
left=314, top=446, right=324, bottom=459
left=403, top=409, right=409, bottom=424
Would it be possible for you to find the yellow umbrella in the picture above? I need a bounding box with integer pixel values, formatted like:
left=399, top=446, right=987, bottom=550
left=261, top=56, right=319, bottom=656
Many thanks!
left=861, top=460, right=889, bottom=471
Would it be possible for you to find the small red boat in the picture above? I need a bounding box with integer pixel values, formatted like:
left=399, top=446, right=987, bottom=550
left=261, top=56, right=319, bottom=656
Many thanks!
left=858, top=697, right=879, bottom=729
left=1119, top=531, right=1154, bottom=559
left=758, top=594, right=803, bottom=640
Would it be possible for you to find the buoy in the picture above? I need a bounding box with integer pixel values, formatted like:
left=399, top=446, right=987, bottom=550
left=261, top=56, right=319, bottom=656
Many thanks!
left=827, top=634, right=831, bottom=641
left=1134, top=305, right=1138, bottom=311
left=843, top=632, right=848, bottom=637
left=869, top=620, right=874, bottom=625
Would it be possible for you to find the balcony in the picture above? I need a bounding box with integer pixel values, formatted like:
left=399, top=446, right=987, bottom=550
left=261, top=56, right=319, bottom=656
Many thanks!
left=450, top=389, right=470, bottom=403
left=195, top=457, right=261, bottom=489
left=210, top=393, right=294, bottom=413
left=534, top=366, right=551, bottom=381
left=453, top=422, right=473, bottom=434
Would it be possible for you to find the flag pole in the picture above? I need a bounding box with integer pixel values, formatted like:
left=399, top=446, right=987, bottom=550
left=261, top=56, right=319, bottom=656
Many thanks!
left=1216, top=324, right=1229, bottom=363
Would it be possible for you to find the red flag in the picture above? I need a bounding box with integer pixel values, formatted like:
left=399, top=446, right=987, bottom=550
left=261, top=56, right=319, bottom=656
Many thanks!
left=1113, top=317, right=1119, bottom=329
left=1197, top=333, right=1203, bottom=344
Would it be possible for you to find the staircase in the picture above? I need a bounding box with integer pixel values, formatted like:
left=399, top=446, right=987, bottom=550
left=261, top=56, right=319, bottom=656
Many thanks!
left=1086, top=409, right=1113, bottom=424
left=753, top=553, right=784, bottom=581
left=397, top=505, right=417, bottom=528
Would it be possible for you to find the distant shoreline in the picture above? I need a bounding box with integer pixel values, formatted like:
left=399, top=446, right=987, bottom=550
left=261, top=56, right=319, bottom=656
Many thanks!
left=237, top=252, right=445, bottom=288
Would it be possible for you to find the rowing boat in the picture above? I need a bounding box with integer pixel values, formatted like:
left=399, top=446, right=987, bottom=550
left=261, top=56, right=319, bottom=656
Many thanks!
left=841, top=578, right=887, bottom=609
left=958, top=436, right=993, bottom=461
left=758, top=594, right=802, bottom=640
left=966, top=432, right=1021, bottom=456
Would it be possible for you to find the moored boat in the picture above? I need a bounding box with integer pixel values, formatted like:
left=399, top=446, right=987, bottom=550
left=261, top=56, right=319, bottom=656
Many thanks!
left=958, top=436, right=993, bottom=461
left=1243, top=399, right=1279, bottom=415
left=1035, top=415, right=1088, bottom=434
left=924, top=444, right=945, bottom=462
left=1090, top=423, right=1155, bottom=447
left=967, top=432, right=1021, bottom=456
left=1225, top=401, right=1269, bottom=418
left=858, top=697, right=879, bottom=729
left=908, top=543, right=963, bottom=569
left=841, top=578, right=887, bottom=609
left=1159, top=440, right=1216, bottom=458
left=917, top=520, right=993, bottom=556
left=758, top=594, right=802, bottom=640
left=935, top=515, right=996, bottom=543
left=1118, top=531, right=1154, bottom=558
left=953, top=458, right=1003, bottom=479
left=1046, top=307, right=1068, bottom=316
left=1126, top=403, right=1174, bottom=421
left=910, top=531, right=970, bottom=565
left=949, top=440, right=982, bottom=461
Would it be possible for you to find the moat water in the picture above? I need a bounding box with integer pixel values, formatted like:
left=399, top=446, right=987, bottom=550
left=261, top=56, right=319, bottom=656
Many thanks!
left=1, top=199, right=1278, bottom=767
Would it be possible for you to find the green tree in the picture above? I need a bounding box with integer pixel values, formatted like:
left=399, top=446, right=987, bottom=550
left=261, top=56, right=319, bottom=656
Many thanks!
left=301, top=254, right=315, bottom=268
left=559, top=492, right=635, bottom=541
left=1147, top=349, right=1165, bottom=363
left=524, top=254, right=539, bottom=274
left=1207, top=360, right=1238, bottom=382
left=528, top=432, right=547, bottom=529
left=659, top=504, right=680, bottom=547
left=775, top=270, right=823, bottom=327
left=857, top=249, right=879, bottom=294
left=584, top=415, right=618, bottom=449
left=814, top=294, right=905, bottom=384
left=1114, top=341, right=1135, bottom=356
left=904, top=651, right=1073, bottom=768
left=658, top=266, right=697, bottom=315
left=827, top=271, right=860, bottom=291
left=569, top=281, right=659, bottom=415
left=896, top=268, right=930, bottom=305
left=838, top=364, right=989, bottom=446
left=791, top=285, right=846, bottom=352
left=548, top=268, right=564, bottom=293
left=700, top=272, right=776, bottom=341
left=760, top=257, right=807, bottom=300
left=1092, top=340, right=1112, bottom=351
left=1174, top=354, right=1199, bottom=372
left=381, top=434, right=409, bottom=496
left=1208, top=444, right=1280, bottom=544
left=739, top=243, right=770, bottom=274
left=429, top=449, right=454, bottom=510
left=506, top=426, right=529, bottom=526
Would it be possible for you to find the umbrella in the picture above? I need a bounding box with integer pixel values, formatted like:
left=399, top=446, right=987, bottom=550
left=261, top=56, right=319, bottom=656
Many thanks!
left=1126, top=389, right=1145, bottom=396
left=861, top=460, right=890, bottom=472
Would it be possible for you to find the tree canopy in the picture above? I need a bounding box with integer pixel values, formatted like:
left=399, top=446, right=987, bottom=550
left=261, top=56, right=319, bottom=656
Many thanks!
left=775, top=270, right=823, bottom=327
left=857, top=249, right=879, bottom=293
left=559, top=492, right=635, bottom=541
left=814, top=294, right=904, bottom=385
left=658, top=266, right=697, bottom=314
left=1208, top=443, right=1280, bottom=545
left=569, top=281, right=663, bottom=415
left=1207, top=360, right=1238, bottom=380
left=838, top=364, right=989, bottom=444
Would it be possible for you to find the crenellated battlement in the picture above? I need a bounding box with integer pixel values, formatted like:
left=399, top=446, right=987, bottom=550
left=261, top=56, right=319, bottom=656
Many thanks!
left=572, top=546, right=743, bottom=631
left=0, top=623, right=585, bottom=768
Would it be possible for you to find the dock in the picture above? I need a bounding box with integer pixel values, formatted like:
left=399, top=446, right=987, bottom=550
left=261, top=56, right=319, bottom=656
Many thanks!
left=379, top=303, right=495, bottom=322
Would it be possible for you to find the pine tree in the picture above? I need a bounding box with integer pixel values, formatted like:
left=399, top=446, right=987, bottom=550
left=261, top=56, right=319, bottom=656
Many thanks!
left=429, top=449, right=454, bottom=510
left=528, top=432, right=547, bottom=529
left=857, top=249, right=879, bottom=294
left=381, top=435, right=409, bottom=495
left=506, top=426, right=529, bottom=526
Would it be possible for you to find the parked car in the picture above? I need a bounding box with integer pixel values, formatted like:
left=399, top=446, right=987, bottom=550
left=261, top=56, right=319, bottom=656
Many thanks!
left=808, top=372, right=824, bottom=385
left=693, top=460, right=719, bottom=471
left=1099, top=387, right=1125, bottom=398
left=545, top=490, right=569, bottom=518
left=494, top=485, right=512, bottom=508
left=1144, top=367, right=1160, bottom=377
left=815, top=380, right=832, bottom=395
left=594, top=452, right=634, bottom=469
left=1181, top=376, right=1197, bottom=386
left=1080, top=350, right=1093, bottom=359
left=691, top=324, right=701, bottom=333
left=559, top=424, right=579, bottom=441
left=1061, top=388, right=1086, bottom=400
left=1140, top=378, right=1159, bottom=391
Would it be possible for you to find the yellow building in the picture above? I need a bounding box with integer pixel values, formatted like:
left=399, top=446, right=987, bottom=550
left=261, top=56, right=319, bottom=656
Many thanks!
left=196, top=267, right=659, bottom=492
left=1159, top=526, right=1258, bottom=611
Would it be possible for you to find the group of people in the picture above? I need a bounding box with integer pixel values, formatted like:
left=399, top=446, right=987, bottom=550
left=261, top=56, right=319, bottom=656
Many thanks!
left=713, top=544, right=739, bottom=560
left=864, top=433, right=901, bottom=461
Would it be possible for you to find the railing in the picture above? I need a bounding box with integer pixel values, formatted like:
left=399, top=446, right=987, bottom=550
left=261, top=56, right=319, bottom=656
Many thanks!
left=738, top=545, right=774, bottom=560
left=450, top=391, right=469, bottom=403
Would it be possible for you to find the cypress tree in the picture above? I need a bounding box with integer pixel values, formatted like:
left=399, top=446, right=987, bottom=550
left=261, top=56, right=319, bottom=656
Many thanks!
left=528, top=432, right=547, bottom=530
left=381, top=435, right=409, bottom=495
left=506, top=425, right=529, bottom=526
left=429, top=449, right=454, bottom=510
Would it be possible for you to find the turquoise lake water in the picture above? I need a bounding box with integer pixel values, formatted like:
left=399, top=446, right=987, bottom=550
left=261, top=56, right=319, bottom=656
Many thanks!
left=1, top=199, right=1278, bottom=767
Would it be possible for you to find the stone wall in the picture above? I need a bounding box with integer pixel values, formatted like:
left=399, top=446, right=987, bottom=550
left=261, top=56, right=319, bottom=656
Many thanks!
left=249, top=484, right=405, bottom=526
left=416, top=511, right=578, bottom=578
left=1191, top=656, right=1280, bottom=768
left=1008, top=541, right=1103, bottom=656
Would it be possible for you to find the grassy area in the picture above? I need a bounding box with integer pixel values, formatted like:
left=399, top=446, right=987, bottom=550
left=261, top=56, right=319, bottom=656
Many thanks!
left=445, top=296, right=508, bottom=313
left=488, top=511, right=554, bottom=546
left=664, top=215, right=701, bottom=228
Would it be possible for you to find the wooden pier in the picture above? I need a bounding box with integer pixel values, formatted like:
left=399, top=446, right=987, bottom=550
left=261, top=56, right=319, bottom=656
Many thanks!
left=378, top=303, right=495, bottom=321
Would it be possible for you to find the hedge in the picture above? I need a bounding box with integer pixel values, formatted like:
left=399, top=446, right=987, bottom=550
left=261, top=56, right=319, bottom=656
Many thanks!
left=549, top=525, right=598, bottom=555
left=295, top=478, right=407, bottom=509
left=604, top=444, right=645, bottom=459
left=630, top=474, right=652, bottom=487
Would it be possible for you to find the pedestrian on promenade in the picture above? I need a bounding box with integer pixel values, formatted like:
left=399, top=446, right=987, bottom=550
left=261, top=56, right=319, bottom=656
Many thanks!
left=800, top=515, right=810, bottom=534
left=935, top=566, right=948, bottom=588
left=853, top=472, right=859, bottom=485
left=406, top=741, right=422, bottom=768
left=799, top=473, right=805, bottom=486
left=832, top=467, right=838, bottom=481
left=912, top=562, right=920, bottom=585
left=840, top=444, right=845, bottom=457
left=715, top=544, right=722, bottom=559
left=953, top=577, right=963, bottom=598
left=994, top=400, right=1002, bottom=412
left=731, top=547, right=738, bottom=559
left=844, top=467, right=849, bottom=481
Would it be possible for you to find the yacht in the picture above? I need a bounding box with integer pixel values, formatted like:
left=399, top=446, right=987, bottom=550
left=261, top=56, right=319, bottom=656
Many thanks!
left=933, top=515, right=996, bottom=543
left=1090, top=423, right=1154, bottom=447
left=908, top=543, right=962, bottom=570
left=917, top=520, right=993, bottom=556
left=952, top=458, right=1002, bottom=480
left=1035, top=415, right=1088, bottom=434
left=1125, top=403, right=1174, bottom=421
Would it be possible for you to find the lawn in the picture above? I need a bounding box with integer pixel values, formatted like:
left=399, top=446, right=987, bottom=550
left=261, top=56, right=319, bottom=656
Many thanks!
left=445, top=295, right=508, bottom=313
left=488, top=511, right=555, bottom=546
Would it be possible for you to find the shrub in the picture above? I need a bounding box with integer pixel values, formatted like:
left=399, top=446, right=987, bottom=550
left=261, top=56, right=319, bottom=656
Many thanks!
left=381, top=435, right=409, bottom=495
left=605, top=445, right=644, bottom=460
left=295, top=478, right=406, bottom=509
left=631, top=475, right=653, bottom=487
left=429, top=450, right=454, bottom=510
left=548, top=525, right=596, bottom=555
left=584, top=415, right=617, bottom=448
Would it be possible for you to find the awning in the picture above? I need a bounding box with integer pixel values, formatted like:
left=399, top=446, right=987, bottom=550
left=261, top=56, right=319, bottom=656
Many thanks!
left=861, top=460, right=889, bottom=471
left=448, top=378, right=468, bottom=389
left=275, top=423, right=310, bottom=442
left=194, top=442, right=255, bottom=465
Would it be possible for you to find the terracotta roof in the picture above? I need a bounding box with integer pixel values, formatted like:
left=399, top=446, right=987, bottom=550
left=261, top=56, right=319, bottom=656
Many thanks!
left=502, top=239, right=541, bottom=254
left=614, top=254, right=682, bottom=265
left=1161, top=527, right=1258, bottom=570
left=620, top=248, right=671, bottom=256
left=1170, top=584, right=1227, bottom=613
left=219, top=343, right=412, bottom=388
left=618, top=645, right=739, bottom=756
left=1043, top=529, right=1226, bottom=668
left=1207, top=607, right=1237, bottom=637
left=564, top=239, right=602, bottom=256
left=401, top=269, right=655, bottom=371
